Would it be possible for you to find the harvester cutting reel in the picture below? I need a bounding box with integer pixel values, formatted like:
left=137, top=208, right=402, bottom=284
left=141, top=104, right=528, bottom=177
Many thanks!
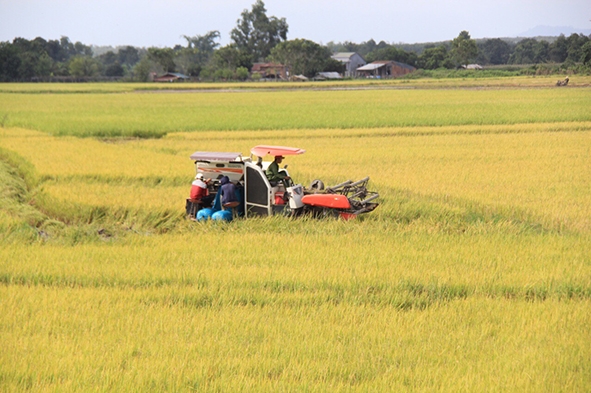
left=300, top=176, right=380, bottom=219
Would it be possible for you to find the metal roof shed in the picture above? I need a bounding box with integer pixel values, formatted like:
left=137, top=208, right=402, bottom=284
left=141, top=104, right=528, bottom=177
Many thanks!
left=315, top=72, right=343, bottom=80
left=357, top=63, right=384, bottom=71
left=357, top=61, right=416, bottom=78
left=331, top=52, right=366, bottom=77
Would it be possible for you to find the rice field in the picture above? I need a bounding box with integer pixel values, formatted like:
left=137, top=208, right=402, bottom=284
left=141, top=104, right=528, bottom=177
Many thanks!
left=0, top=78, right=590, bottom=392
left=0, top=74, right=589, bottom=95
left=1, top=83, right=590, bottom=137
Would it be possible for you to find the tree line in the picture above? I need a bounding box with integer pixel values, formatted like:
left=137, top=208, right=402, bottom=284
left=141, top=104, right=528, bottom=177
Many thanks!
left=329, top=32, right=591, bottom=71
left=1, top=0, right=590, bottom=82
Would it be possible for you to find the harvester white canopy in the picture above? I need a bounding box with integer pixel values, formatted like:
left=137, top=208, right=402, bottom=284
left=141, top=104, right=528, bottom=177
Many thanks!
left=190, top=151, right=243, bottom=161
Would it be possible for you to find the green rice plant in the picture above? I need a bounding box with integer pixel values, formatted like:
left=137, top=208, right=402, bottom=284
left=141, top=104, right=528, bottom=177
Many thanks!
left=1, top=76, right=590, bottom=95
left=0, top=88, right=589, bottom=137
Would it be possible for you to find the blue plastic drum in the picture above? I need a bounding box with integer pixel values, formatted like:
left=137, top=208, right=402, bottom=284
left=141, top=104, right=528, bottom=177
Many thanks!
left=196, top=208, right=214, bottom=221
left=211, top=210, right=233, bottom=222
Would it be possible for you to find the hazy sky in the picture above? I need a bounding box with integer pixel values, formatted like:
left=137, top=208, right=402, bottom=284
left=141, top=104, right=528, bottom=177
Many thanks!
left=1, top=0, right=590, bottom=48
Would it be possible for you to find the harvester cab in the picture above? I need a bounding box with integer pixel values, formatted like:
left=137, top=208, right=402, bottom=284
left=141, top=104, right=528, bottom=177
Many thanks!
left=187, top=145, right=379, bottom=221
left=245, top=145, right=305, bottom=216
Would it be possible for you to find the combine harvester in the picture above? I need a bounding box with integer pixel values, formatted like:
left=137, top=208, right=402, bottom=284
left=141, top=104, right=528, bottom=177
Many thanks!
left=186, top=145, right=379, bottom=221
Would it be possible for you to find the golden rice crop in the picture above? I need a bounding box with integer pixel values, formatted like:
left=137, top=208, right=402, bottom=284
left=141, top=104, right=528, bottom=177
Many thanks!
left=2, top=284, right=588, bottom=392
left=1, top=84, right=590, bottom=391
left=0, top=129, right=185, bottom=179
left=43, top=181, right=187, bottom=210
left=4, top=121, right=589, bottom=232
left=1, top=231, right=590, bottom=391
left=1, top=228, right=589, bottom=294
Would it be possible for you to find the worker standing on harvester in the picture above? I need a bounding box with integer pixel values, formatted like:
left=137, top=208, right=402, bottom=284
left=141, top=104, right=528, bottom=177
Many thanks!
left=266, top=155, right=292, bottom=188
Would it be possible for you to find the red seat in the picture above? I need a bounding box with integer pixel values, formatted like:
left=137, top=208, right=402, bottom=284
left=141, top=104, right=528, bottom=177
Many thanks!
left=274, top=192, right=285, bottom=205
left=186, top=198, right=203, bottom=219
left=222, top=201, right=240, bottom=209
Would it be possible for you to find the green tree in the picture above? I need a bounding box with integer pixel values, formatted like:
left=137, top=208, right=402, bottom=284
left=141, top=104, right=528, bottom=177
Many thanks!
left=549, top=34, right=568, bottom=63
left=147, top=47, right=176, bottom=72
left=565, top=33, right=590, bottom=63
left=45, top=39, right=67, bottom=62
left=11, top=38, right=52, bottom=79
left=236, top=66, right=250, bottom=81
left=213, top=68, right=234, bottom=81
left=0, top=42, right=21, bottom=81
left=184, top=30, right=220, bottom=52
left=74, top=41, right=92, bottom=57
left=328, top=40, right=360, bottom=54
left=329, top=39, right=389, bottom=58
left=509, top=38, right=549, bottom=64
left=105, top=62, right=124, bottom=77
left=68, top=56, right=100, bottom=77
left=131, top=56, right=154, bottom=82
left=60, top=36, right=76, bottom=58
left=361, top=39, right=389, bottom=56
left=269, top=38, right=332, bottom=77
left=98, top=51, right=118, bottom=66
left=117, top=46, right=140, bottom=67
left=417, top=45, right=452, bottom=69
left=211, top=44, right=252, bottom=71
left=58, top=36, right=92, bottom=59
left=230, top=0, right=288, bottom=62
left=450, top=31, right=478, bottom=67
left=581, top=41, right=591, bottom=66
left=534, top=40, right=550, bottom=63
left=178, top=31, right=221, bottom=76
left=42, top=36, right=93, bottom=76
left=508, top=39, right=532, bottom=64
left=365, top=46, right=418, bottom=66
left=173, top=47, right=199, bottom=76
left=322, top=57, right=345, bottom=74
left=478, top=38, right=512, bottom=65
left=18, top=51, right=52, bottom=79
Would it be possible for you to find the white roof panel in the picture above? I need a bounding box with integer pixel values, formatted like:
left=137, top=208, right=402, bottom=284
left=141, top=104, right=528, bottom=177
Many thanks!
left=190, top=151, right=243, bottom=162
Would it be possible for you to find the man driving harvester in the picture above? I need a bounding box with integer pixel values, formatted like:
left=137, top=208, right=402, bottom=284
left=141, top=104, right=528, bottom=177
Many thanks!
left=266, top=155, right=292, bottom=188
